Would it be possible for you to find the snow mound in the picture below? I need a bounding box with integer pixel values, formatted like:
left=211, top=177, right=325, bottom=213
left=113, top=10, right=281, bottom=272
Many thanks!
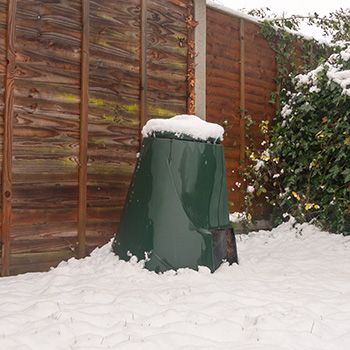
left=142, top=114, right=225, bottom=142
left=1, top=220, right=350, bottom=349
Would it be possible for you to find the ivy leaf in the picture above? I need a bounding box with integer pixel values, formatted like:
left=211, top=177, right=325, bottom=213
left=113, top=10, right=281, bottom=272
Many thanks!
left=343, top=169, right=350, bottom=183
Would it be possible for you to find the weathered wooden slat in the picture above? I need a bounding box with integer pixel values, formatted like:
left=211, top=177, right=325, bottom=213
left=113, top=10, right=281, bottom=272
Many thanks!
left=0, top=0, right=7, bottom=273
left=86, top=220, right=119, bottom=238
left=12, top=158, right=78, bottom=176
left=12, top=208, right=76, bottom=226
left=89, top=0, right=140, bottom=50
left=206, top=36, right=240, bottom=51
left=140, top=0, right=148, bottom=131
left=87, top=206, right=122, bottom=221
left=245, top=25, right=276, bottom=125
left=147, top=0, right=189, bottom=35
left=207, top=62, right=240, bottom=78
left=244, top=17, right=275, bottom=218
left=10, top=249, right=76, bottom=275
left=206, top=6, right=277, bottom=213
left=11, top=235, right=78, bottom=254
left=239, top=19, right=246, bottom=166
left=14, top=63, right=80, bottom=85
left=86, top=185, right=130, bottom=207
left=85, top=228, right=116, bottom=254
left=206, top=9, right=245, bottom=211
left=15, top=1, right=82, bottom=70
left=1, top=0, right=193, bottom=275
left=9, top=0, right=82, bottom=273
left=13, top=174, right=78, bottom=185
left=12, top=111, right=79, bottom=135
left=1, top=0, right=17, bottom=277
left=77, top=0, right=90, bottom=258
left=146, top=0, right=188, bottom=120
left=87, top=160, right=135, bottom=179
left=244, top=50, right=279, bottom=66
left=245, top=93, right=274, bottom=107
left=86, top=0, right=141, bottom=251
left=89, top=69, right=140, bottom=100
left=245, top=76, right=276, bottom=91
left=207, top=86, right=240, bottom=99
left=14, top=83, right=81, bottom=115
left=12, top=183, right=78, bottom=208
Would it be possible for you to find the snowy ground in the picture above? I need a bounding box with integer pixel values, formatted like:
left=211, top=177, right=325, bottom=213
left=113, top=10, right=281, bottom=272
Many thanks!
left=1, top=219, right=350, bottom=350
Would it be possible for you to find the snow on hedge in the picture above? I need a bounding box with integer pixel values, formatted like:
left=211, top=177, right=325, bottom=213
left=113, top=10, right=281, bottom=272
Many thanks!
left=142, top=114, right=225, bottom=142
left=295, top=45, right=350, bottom=96
left=1, top=220, right=350, bottom=349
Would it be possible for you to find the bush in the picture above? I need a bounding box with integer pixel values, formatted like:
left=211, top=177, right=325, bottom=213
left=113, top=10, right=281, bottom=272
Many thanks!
left=243, top=45, right=350, bottom=234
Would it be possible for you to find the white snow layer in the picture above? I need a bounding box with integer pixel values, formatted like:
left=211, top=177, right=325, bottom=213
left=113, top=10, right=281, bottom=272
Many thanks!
left=327, top=68, right=350, bottom=96
left=295, top=46, right=350, bottom=96
left=229, top=212, right=247, bottom=223
left=1, top=220, right=350, bottom=349
left=142, top=115, right=225, bottom=142
left=206, top=1, right=331, bottom=44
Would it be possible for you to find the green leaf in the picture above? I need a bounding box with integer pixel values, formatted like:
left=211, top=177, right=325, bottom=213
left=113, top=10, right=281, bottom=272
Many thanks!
left=343, top=169, right=350, bottom=183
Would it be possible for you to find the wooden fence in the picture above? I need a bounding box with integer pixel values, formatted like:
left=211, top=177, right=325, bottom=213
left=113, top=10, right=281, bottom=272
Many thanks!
left=206, top=6, right=277, bottom=212
left=0, top=0, right=194, bottom=275
left=0, top=1, right=279, bottom=276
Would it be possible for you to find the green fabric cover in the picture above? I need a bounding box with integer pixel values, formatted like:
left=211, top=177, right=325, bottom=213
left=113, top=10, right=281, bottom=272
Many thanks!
left=112, top=136, right=231, bottom=272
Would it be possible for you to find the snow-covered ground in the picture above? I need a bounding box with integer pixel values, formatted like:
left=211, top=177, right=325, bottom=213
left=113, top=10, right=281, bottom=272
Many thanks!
left=1, top=219, right=350, bottom=350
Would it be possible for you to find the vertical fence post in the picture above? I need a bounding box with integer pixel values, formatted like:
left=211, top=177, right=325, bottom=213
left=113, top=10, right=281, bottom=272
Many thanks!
left=139, top=0, right=148, bottom=137
left=1, top=0, right=16, bottom=277
left=78, top=0, right=90, bottom=259
left=239, top=18, right=246, bottom=164
left=239, top=18, right=246, bottom=212
left=193, top=0, right=206, bottom=120
left=186, top=0, right=196, bottom=115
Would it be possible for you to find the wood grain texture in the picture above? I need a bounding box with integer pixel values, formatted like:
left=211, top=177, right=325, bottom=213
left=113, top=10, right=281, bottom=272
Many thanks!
left=10, top=249, right=75, bottom=275
left=244, top=20, right=276, bottom=151
left=140, top=0, right=148, bottom=132
left=86, top=0, right=140, bottom=251
left=10, top=0, right=81, bottom=273
left=206, top=8, right=277, bottom=214
left=2, top=0, right=193, bottom=275
left=78, top=0, right=90, bottom=258
left=146, top=0, right=188, bottom=120
left=1, top=0, right=17, bottom=277
left=243, top=20, right=276, bottom=217
left=0, top=0, right=7, bottom=272
left=239, top=19, right=245, bottom=164
left=206, top=8, right=242, bottom=211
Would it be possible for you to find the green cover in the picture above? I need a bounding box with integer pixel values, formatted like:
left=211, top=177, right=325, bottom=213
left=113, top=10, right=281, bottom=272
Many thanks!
left=112, top=136, right=232, bottom=272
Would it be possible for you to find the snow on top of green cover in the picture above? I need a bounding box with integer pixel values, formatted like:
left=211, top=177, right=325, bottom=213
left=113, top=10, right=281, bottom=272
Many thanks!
left=142, top=114, right=225, bottom=142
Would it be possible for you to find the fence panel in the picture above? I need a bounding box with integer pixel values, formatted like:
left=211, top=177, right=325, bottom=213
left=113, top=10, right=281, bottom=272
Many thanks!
left=206, top=8, right=242, bottom=211
left=0, top=0, right=193, bottom=275
left=206, top=8, right=277, bottom=215
left=86, top=0, right=141, bottom=253
left=9, top=0, right=82, bottom=274
left=146, top=0, right=189, bottom=120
